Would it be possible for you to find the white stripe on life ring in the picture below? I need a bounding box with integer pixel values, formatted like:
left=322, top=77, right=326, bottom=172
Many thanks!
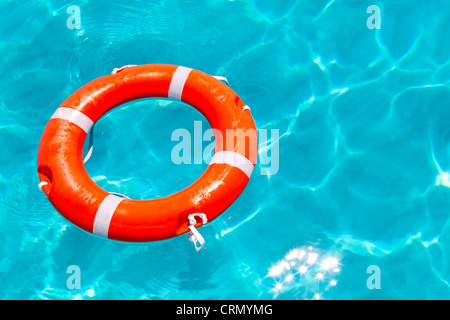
left=51, top=107, right=94, bottom=134
left=92, top=194, right=126, bottom=238
left=168, top=66, right=193, bottom=100
left=209, top=151, right=254, bottom=178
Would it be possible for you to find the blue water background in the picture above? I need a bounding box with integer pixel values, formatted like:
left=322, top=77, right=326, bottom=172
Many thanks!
left=1, top=0, right=450, bottom=299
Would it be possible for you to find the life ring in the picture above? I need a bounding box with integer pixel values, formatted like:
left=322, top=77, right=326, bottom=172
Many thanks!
left=37, top=64, right=258, bottom=247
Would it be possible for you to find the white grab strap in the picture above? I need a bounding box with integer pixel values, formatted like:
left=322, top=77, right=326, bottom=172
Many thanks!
left=38, top=181, right=48, bottom=192
left=187, top=213, right=208, bottom=251
left=213, top=76, right=229, bottom=85
left=109, top=192, right=130, bottom=199
left=83, top=147, right=93, bottom=163
left=83, top=124, right=95, bottom=164
left=111, top=65, right=138, bottom=75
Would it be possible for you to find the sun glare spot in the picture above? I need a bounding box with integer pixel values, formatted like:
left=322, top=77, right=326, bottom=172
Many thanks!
left=266, top=245, right=342, bottom=300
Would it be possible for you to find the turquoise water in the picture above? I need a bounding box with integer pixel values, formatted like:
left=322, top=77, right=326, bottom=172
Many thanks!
left=1, top=0, right=450, bottom=299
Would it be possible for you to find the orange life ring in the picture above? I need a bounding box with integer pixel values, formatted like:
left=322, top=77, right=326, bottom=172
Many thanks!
left=37, top=64, right=258, bottom=244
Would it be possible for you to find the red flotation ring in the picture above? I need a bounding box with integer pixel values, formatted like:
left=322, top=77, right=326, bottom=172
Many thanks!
left=37, top=64, right=258, bottom=247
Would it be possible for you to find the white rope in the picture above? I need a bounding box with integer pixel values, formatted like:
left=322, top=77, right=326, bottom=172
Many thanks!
left=213, top=76, right=229, bottom=86
left=83, top=145, right=93, bottom=164
left=109, top=192, right=130, bottom=199
left=83, top=124, right=95, bottom=164
left=38, top=181, right=48, bottom=192
left=187, top=213, right=208, bottom=251
left=111, top=65, right=138, bottom=75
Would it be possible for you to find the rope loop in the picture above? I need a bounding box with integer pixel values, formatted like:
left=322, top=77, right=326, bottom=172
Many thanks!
left=187, top=213, right=208, bottom=251
left=213, top=76, right=229, bottom=85
left=38, top=181, right=48, bottom=192
left=111, top=65, right=138, bottom=75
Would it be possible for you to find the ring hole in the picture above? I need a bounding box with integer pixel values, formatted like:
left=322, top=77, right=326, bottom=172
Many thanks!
left=84, top=98, right=212, bottom=200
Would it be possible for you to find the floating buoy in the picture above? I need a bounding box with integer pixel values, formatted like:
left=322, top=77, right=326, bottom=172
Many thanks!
left=37, top=64, right=257, bottom=249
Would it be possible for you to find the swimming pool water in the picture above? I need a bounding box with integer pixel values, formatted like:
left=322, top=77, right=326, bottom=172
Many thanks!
left=1, top=0, right=450, bottom=299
